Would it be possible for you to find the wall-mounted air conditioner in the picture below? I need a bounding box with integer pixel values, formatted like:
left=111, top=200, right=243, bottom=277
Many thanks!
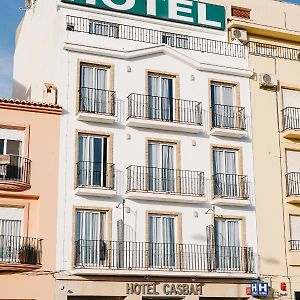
left=260, top=73, right=278, bottom=90
left=230, top=28, right=248, bottom=43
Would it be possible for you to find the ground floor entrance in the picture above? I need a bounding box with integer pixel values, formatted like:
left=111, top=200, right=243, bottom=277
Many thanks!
left=56, top=276, right=255, bottom=300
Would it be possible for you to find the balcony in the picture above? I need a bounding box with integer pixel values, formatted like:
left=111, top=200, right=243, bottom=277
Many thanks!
left=289, top=240, right=300, bottom=266
left=0, top=235, right=42, bottom=272
left=286, top=172, right=300, bottom=203
left=77, top=87, right=117, bottom=123
left=125, top=166, right=205, bottom=203
left=74, top=240, right=255, bottom=276
left=126, top=93, right=203, bottom=133
left=212, top=174, right=250, bottom=206
left=75, top=161, right=116, bottom=197
left=282, top=107, right=300, bottom=139
left=66, top=16, right=246, bottom=59
left=0, top=155, right=31, bottom=191
left=210, top=105, right=247, bottom=138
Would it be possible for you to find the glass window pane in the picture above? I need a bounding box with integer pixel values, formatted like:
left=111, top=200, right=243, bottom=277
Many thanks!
left=6, top=140, right=21, bottom=155
left=0, top=139, right=4, bottom=155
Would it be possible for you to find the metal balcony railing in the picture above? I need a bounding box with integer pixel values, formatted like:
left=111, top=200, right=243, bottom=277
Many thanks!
left=286, top=172, right=300, bottom=197
left=74, top=240, right=255, bottom=273
left=212, top=104, right=246, bottom=131
left=127, top=165, right=205, bottom=197
left=127, top=93, right=202, bottom=125
left=247, top=41, right=300, bottom=61
left=76, top=161, right=115, bottom=189
left=0, top=155, right=31, bottom=185
left=290, top=240, right=300, bottom=251
left=282, top=107, right=300, bottom=131
left=66, top=15, right=246, bottom=58
left=213, top=173, right=249, bottom=199
left=0, top=235, right=42, bottom=265
left=79, top=87, right=116, bottom=116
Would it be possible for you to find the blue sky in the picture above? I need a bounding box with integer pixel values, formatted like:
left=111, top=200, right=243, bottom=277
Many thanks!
left=0, top=0, right=24, bottom=98
left=1, top=0, right=300, bottom=99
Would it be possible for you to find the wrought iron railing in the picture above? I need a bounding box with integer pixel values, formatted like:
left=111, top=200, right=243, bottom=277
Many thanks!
left=127, top=165, right=205, bottom=196
left=76, top=161, right=115, bottom=189
left=0, top=235, right=42, bottom=265
left=212, top=104, right=246, bottom=131
left=74, top=240, right=254, bottom=273
left=127, top=93, right=202, bottom=125
left=79, top=87, right=116, bottom=116
left=213, top=173, right=249, bottom=199
left=0, top=155, right=31, bottom=185
left=282, top=107, right=300, bottom=131
left=290, top=240, right=300, bottom=251
left=286, top=172, right=300, bottom=197
left=66, top=15, right=246, bottom=58
left=248, top=41, right=300, bottom=61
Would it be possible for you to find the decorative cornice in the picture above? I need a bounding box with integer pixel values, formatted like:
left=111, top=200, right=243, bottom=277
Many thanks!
left=0, top=98, right=63, bottom=115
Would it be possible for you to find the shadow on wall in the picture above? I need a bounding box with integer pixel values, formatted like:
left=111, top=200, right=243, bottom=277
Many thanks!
left=12, top=80, right=32, bottom=100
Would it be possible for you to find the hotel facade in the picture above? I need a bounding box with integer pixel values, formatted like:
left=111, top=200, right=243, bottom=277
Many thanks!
left=5, top=0, right=300, bottom=299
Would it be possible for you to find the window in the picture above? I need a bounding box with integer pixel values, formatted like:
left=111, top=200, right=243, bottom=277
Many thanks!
left=162, top=32, right=189, bottom=49
left=213, top=148, right=239, bottom=197
left=148, top=142, right=175, bottom=192
left=286, top=150, right=300, bottom=174
left=0, top=128, right=23, bottom=156
left=148, top=74, right=174, bottom=121
left=89, top=21, right=119, bottom=38
left=231, top=6, right=251, bottom=20
left=75, top=209, right=107, bottom=266
left=285, top=151, right=300, bottom=197
left=0, top=207, right=23, bottom=263
left=77, top=134, right=108, bottom=187
left=290, top=215, right=300, bottom=250
left=211, top=82, right=238, bottom=129
left=214, top=218, right=242, bottom=270
left=80, top=64, right=110, bottom=114
left=148, top=214, right=177, bottom=267
left=282, top=88, right=300, bottom=109
left=0, top=207, right=23, bottom=236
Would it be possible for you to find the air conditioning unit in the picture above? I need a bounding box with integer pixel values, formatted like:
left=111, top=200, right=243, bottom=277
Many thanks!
left=260, top=73, right=278, bottom=90
left=230, top=28, right=248, bottom=43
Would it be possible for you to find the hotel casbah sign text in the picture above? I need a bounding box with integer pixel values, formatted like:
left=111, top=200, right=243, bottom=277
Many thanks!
left=62, top=0, right=226, bottom=30
left=126, top=282, right=203, bottom=296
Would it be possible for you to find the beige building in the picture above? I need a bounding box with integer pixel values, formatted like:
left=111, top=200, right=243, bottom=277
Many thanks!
left=0, top=98, right=62, bottom=299
left=214, top=0, right=300, bottom=299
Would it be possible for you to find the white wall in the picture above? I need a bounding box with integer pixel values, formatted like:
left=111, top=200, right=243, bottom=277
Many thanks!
left=12, top=1, right=257, bottom=277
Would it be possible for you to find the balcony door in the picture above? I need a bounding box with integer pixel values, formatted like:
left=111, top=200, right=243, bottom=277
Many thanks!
left=213, top=148, right=238, bottom=197
left=148, top=142, right=175, bottom=192
left=78, top=135, right=108, bottom=187
left=149, top=215, right=176, bottom=268
left=211, top=83, right=236, bottom=128
left=75, top=210, right=106, bottom=267
left=290, top=215, right=300, bottom=250
left=0, top=129, right=23, bottom=181
left=286, top=150, right=300, bottom=196
left=282, top=89, right=300, bottom=130
left=0, top=207, right=23, bottom=263
left=80, top=65, right=108, bottom=113
left=214, top=218, right=241, bottom=271
left=148, top=75, right=174, bottom=121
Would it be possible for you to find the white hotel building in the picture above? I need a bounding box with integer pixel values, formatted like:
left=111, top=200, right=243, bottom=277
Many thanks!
left=13, top=0, right=257, bottom=299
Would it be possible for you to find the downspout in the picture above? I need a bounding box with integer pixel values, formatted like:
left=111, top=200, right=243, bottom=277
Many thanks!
left=274, top=57, right=293, bottom=300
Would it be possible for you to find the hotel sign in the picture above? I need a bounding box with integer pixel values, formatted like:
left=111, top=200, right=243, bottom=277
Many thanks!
left=62, top=0, right=226, bottom=30
left=126, top=282, right=203, bottom=296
